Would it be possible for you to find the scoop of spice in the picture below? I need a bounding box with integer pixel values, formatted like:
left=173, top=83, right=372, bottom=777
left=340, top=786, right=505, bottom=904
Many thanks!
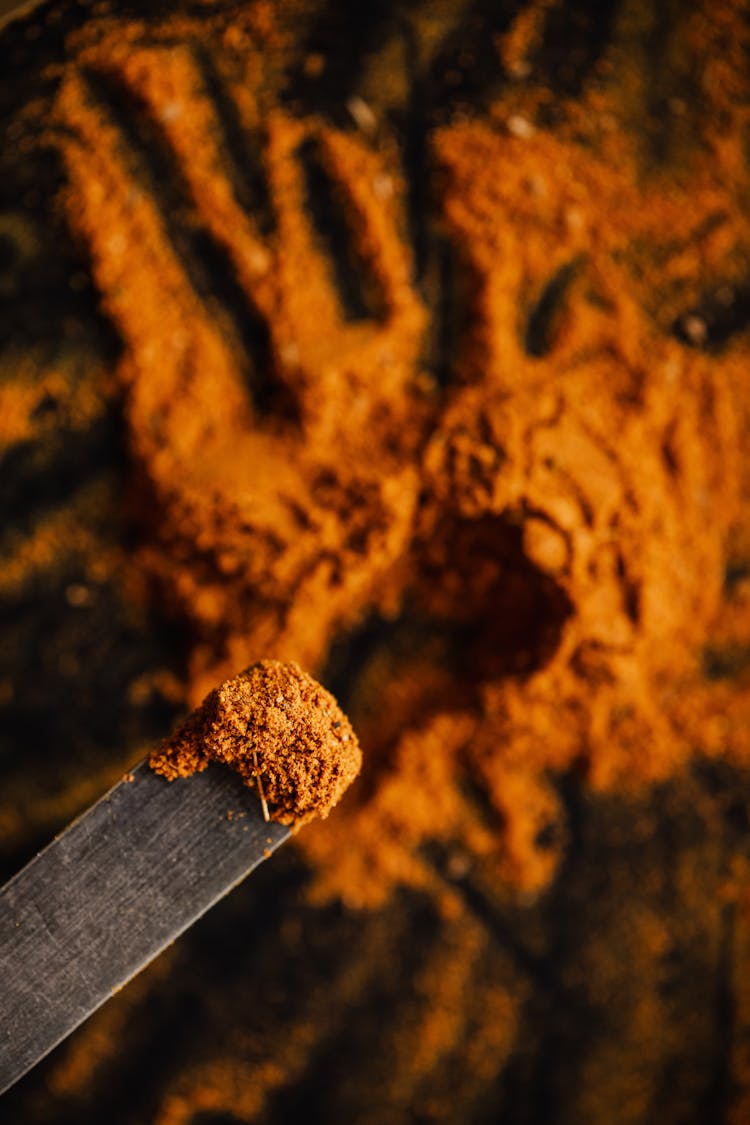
left=149, top=660, right=361, bottom=824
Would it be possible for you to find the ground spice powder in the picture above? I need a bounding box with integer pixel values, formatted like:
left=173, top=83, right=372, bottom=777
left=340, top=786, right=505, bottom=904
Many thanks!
left=33, top=0, right=750, bottom=908
left=150, top=660, right=361, bottom=823
left=3, top=0, right=750, bottom=1118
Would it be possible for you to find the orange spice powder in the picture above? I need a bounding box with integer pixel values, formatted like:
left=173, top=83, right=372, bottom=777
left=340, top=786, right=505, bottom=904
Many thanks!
left=0, top=0, right=745, bottom=898
left=27, top=0, right=749, bottom=911
left=150, top=659, right=361, bottom=823
left=1, top=1, right=750, bottom=1120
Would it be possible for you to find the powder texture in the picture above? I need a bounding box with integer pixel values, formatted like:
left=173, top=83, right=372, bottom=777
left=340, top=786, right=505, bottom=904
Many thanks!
left=41, top=0, right=750, bottom=906
left=150, top=660, right=361, bottom=823
left=3, top=0, right=750, bottom=1122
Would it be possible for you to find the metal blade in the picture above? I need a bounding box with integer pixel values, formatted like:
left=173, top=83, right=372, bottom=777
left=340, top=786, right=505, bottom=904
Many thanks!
left=0, top=760, right=290, bottom=1094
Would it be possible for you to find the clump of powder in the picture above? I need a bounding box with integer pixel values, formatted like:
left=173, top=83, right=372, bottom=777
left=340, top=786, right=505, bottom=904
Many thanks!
left=150, top=660, right=361, bottom=824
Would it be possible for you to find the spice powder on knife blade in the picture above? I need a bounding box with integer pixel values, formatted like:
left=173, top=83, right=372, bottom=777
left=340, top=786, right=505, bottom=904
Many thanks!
left=151, top=660, right=362, bottom=824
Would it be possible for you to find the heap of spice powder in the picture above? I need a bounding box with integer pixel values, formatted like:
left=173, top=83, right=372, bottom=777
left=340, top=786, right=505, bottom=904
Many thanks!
left=150, top=660, right=362, bottom=824
left=0, top=0, right=748, bottom=914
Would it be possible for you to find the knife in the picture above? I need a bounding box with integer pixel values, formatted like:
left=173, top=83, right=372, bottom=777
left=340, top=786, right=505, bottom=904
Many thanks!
left=0, top=759, right=290, bottom=1094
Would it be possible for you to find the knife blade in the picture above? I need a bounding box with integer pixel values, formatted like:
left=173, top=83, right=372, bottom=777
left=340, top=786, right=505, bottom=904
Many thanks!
left=0, top=759, right=290, bottom=1094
